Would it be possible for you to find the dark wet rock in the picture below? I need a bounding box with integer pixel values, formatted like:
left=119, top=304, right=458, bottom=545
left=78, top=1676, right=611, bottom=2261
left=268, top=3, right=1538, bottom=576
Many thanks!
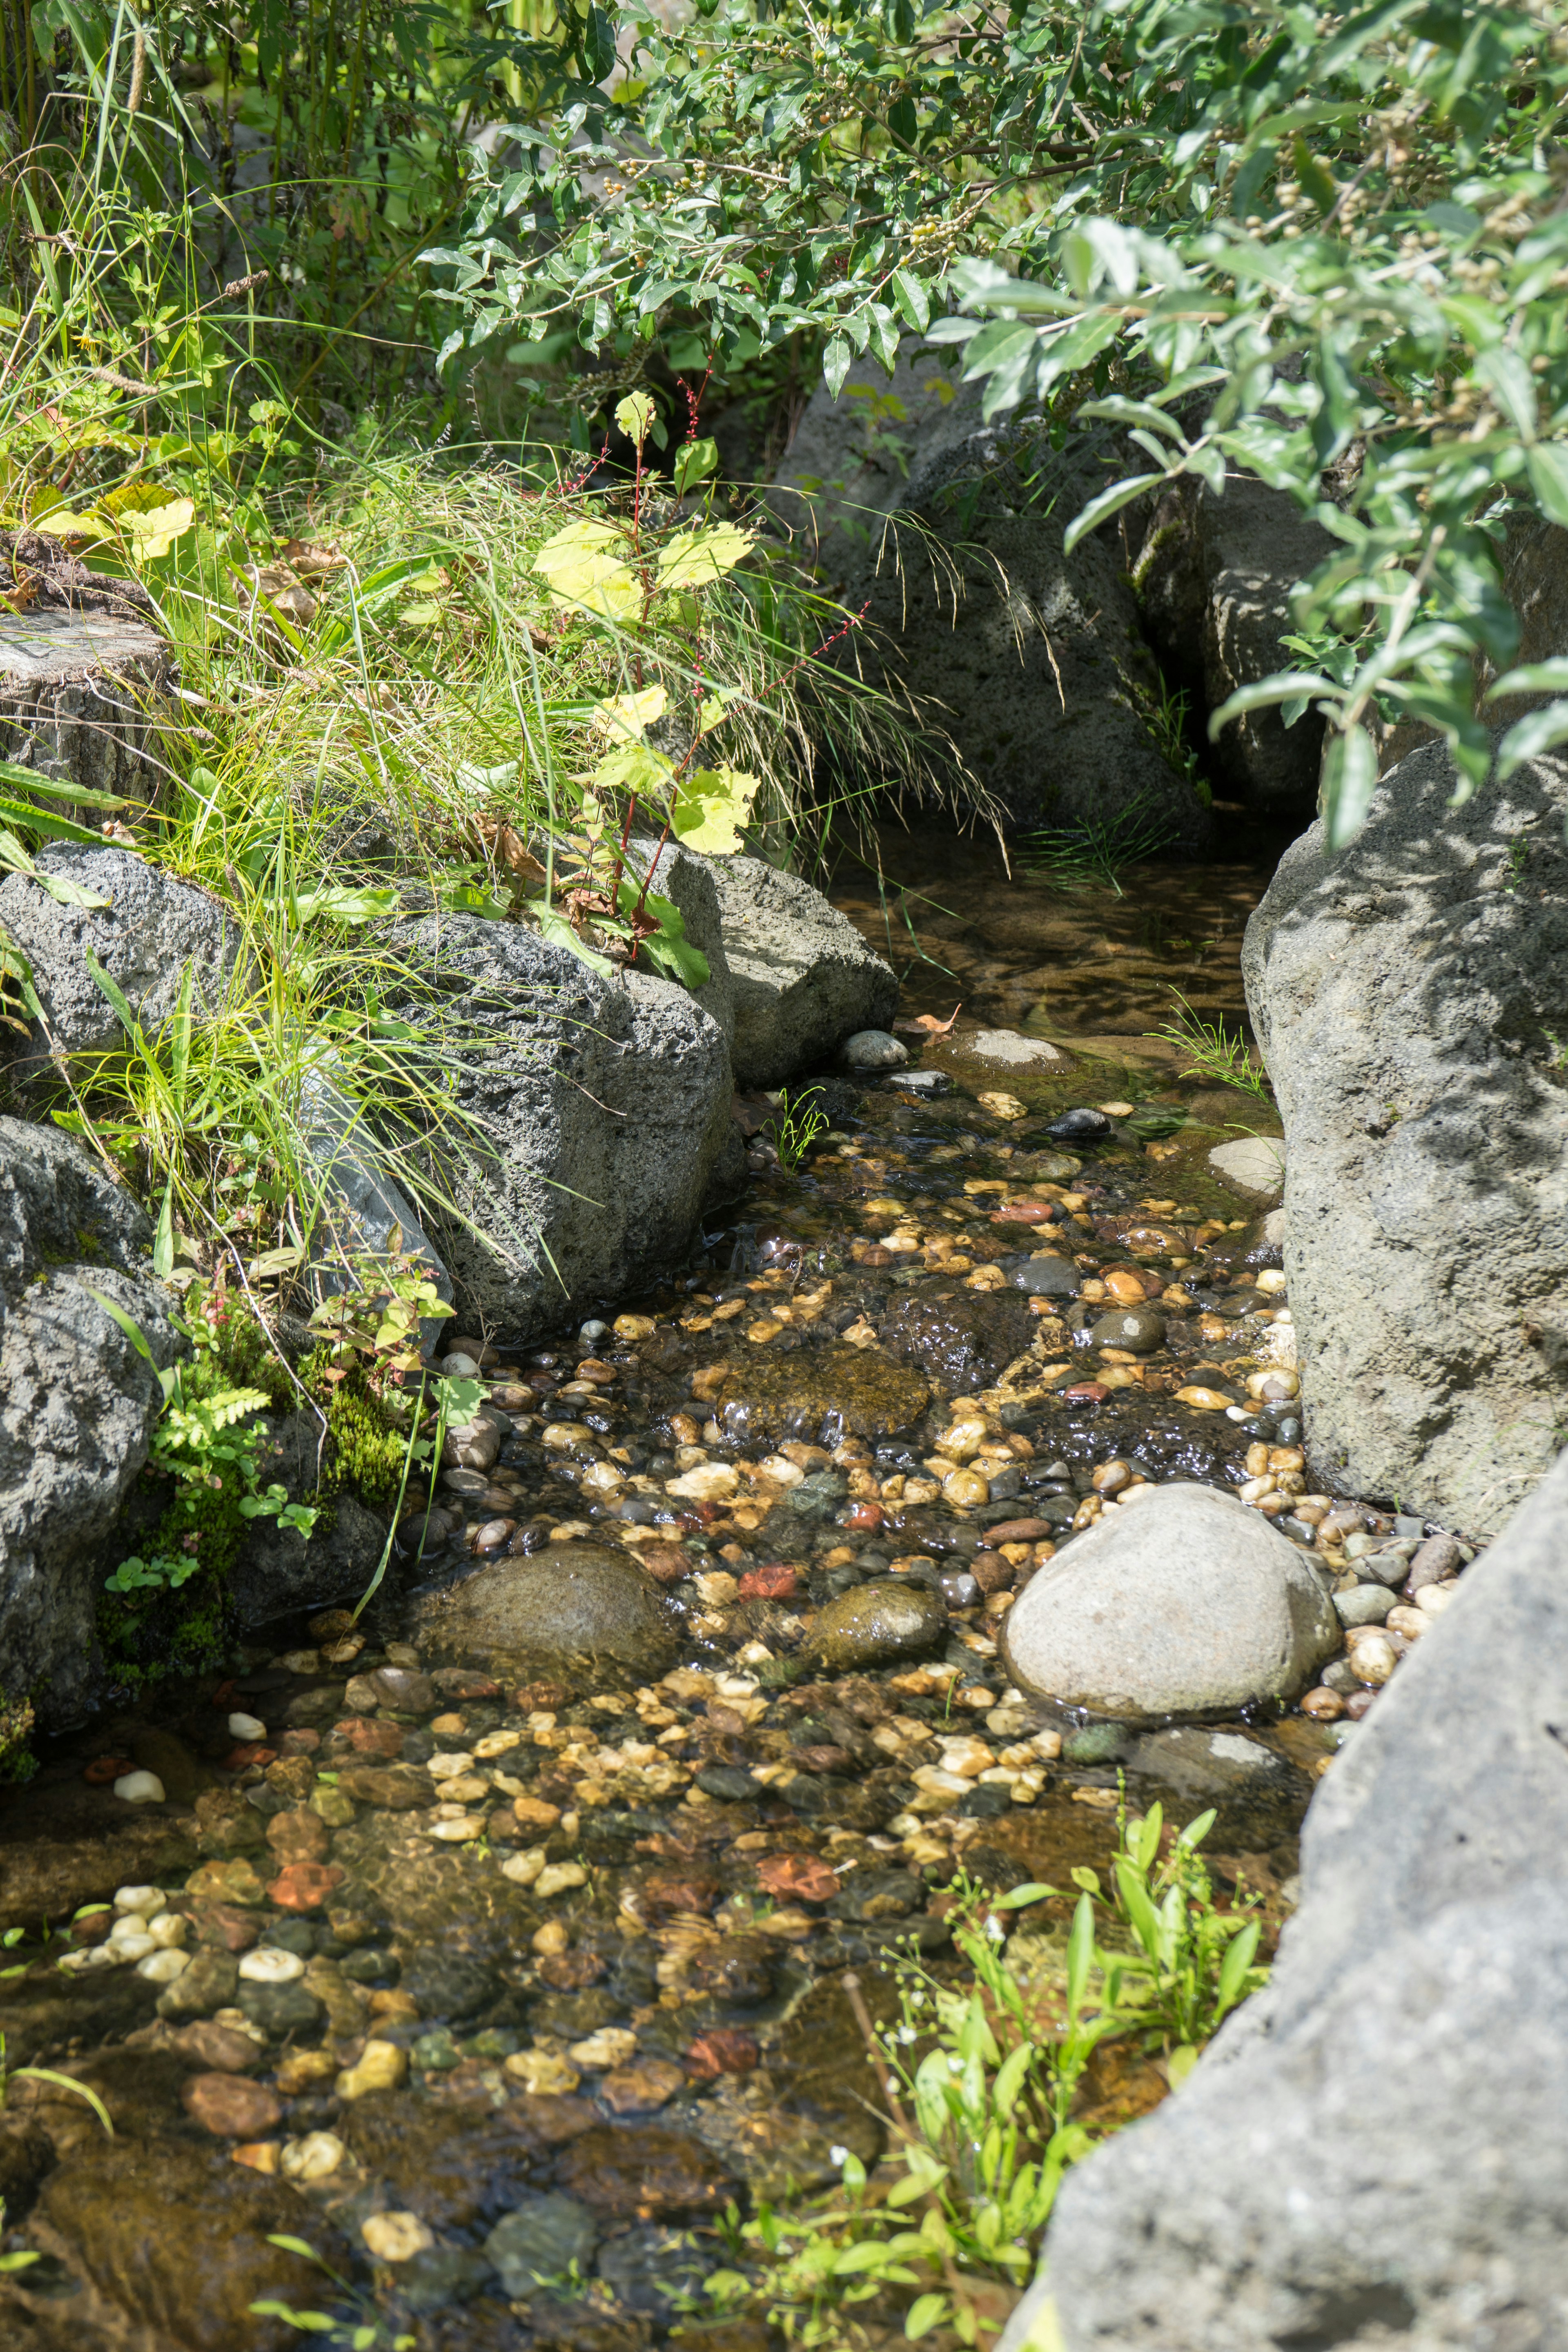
left=1002, top=1483, right=1338, bottom=1720
left=32, top=2137, right=345, bottom=2352
left=0, top=2116, right=54, bottom=2217
left=409, top=1544, right=679, bottom=1676
left=1008, top=1254, right=1080, bottom=1298
left=1087, top=1307, right=1166, bottom=1356
left=825, top=1872, right=922, bottom=1924
left=346, top=1839, right=538, bottom=2000
left=236, top=1980, right=322, bottom=2038
left=532, top=1986, right=623, bottom=2039
left=880, top=1287, right=1035, bottom=1394
left=595, top=2224, right=710, bottom=2316
left=1243, top=734, right=1568, bottom=1534
left=399, top=2246, right=497, bottom=2316
left=1043, top=1452, right=1568, bottom=2352
left=156, top=1945, right=240, bottom=2021
left=230, top=1477, right=387, bottom=1635
left=556, top=2124, right=734, bottom=2219
left=401, top=1945, right=501, bottom=2024
left=336, top=1764, right=429, bottom=1809
left=1044, top=1108, right=1113, bottom=1141
left=0, top=1117, right=182, bottom=1727
left=712, top=1345, right=929, bottom=1448
left=806, top=1580, right=945, bottom=1670
left=695, top=1764, right=758, bottom=1802
left=486, top=2193, right=601, bottom=2294
left=344, top=2093, right=541, bottom=2231
left=0, top=1779, right=199, bottom=1928
left=0, top=1964, right=160, bottom=2067
left=1124, top=1726, right=1303, bottom=1838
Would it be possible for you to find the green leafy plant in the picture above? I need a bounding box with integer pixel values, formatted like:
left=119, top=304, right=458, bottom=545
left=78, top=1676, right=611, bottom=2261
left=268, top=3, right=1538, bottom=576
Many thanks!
left=1020, top=795, right=1178, bottom=897
left=766, top=1088, right=831, bottom=1172
left=729, top=1799, right=1266, bottom=2351
left=1147, top=991, right=1272, bottom=1102
left=0, top=2029, right=114, bottom=2142
left=251, top=2234, right=415, bottom=2350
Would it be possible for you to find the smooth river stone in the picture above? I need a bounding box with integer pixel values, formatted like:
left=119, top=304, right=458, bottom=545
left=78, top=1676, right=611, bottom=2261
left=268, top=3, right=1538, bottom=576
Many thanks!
left=409, top=1544, right=679, bottom=1675
left=1000, top=1481, right=1338, bottom=1721
left=806, top=1579, right=945, bottom=1670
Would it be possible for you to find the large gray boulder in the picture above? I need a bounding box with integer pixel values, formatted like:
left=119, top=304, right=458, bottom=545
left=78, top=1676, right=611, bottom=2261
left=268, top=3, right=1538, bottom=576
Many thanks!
left=0, top=844, right=245, bottom=1058
left=1134, top=474, right=1336, bottom=811
left=766, top=352, right=1211, bottom=845
left=0, top=1118, right=179, bottom=1726
left=1043, top=1446, right=1568, bottom=2352
left=394, top=911, right=734, bottom=1334
left=999, top=1482, right=1337, bottom=1719
left=702, top=854, right=897, bottom=1088
left=1243, top=737, right=1568, bottom=1537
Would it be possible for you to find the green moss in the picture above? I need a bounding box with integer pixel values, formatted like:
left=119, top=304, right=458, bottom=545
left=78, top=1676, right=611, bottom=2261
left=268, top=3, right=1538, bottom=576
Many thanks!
left=98, top=1466, right=251, bottom=1692
left=302, top=1349, right=411, bottom=1506
left=0, top=1690, right=37, bottom=1783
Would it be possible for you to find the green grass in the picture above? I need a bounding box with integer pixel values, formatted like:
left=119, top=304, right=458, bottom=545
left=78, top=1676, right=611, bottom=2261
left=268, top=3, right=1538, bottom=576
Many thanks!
left=1019, top=793, right=1180, bottom=897
left=1148, top=991, right=1273, bottom=1099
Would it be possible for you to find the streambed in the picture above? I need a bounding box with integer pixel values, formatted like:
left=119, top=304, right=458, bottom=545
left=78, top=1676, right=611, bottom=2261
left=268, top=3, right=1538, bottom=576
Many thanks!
left=0, top=826, right=1472, bottom=2352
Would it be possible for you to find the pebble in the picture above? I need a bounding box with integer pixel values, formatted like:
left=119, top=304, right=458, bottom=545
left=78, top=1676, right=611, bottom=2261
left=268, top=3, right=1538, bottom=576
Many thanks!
left=842, top=1029, right=908, bottom=1069
left=504, top=2047, right=582, bottom=2096
left=112, top=1771, right=165, bottom=1806
left=336, top=2041, right=409, bottom=2100
left=238, top=1948, right=306, bottom=1985
left=281, top=2132, right=346, bottom=2182
left=1350, top=1633, right=1398, bottom=1686
left=362, top=2212, right=435, bottom=2263
left=227, top=1712, right=267, bottom=1742
left=1334, top=1585, right=1395, bottom=1627
left=135, top=1948, right=190, bottom=1984
left=182, top=2072, right=284, bottom=2139
left=114, top=1884, right=164, bottom=1915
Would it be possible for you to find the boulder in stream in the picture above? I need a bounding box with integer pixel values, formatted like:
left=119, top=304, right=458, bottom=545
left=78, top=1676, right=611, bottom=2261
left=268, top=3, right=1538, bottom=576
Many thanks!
left=1000, top=1483, right=1338, bottom=1720
left=409, top=1541, right=679, bottom=1676
left=1040, top=1446, right=1568, bottom=2352
left=1243, top=735, right=1568, bottom=1535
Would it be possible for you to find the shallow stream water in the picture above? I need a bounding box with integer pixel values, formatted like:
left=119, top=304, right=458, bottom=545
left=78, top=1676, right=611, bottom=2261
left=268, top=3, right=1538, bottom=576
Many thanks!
left=0, top=820, right=1467, bottom=2351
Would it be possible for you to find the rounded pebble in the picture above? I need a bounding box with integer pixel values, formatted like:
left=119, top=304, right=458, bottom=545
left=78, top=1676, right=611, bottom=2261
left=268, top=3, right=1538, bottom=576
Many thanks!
left=282, top=2132, right=346, bottom=2182
left=238, top=1948, right=307, bottom=1985
left=362, top=2212, right=435, bottom=2262
left=227, top=1712, right=267, bottom=1742
left=111, top=1771, right=165, bottom=1806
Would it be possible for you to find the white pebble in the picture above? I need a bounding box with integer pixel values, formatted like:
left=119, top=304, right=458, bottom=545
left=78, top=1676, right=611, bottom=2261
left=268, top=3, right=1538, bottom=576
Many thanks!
left=59, top=1945, right=117, bottom=1974
left=1416, top=1582, right=1457, bottom=1616
left=111, top=1931, right=156, bottom=1962
left=426, top=1751, right=476, bottom=1778
left=136, top=1948, right=190, bottom=1983
left=238, top=1947, right=306, bottom=1984
left=113, top=1884, right=163, bottom=1915
left=579, top=1319, right=609, bottom=1341
left=227, top=1711, right=267, bottom=1742
left=147, top=1913, right=188, bottom=1949
left=282, top=2132, right=345, bottom=2182
left=111, top=1771, right=165, bottom=1806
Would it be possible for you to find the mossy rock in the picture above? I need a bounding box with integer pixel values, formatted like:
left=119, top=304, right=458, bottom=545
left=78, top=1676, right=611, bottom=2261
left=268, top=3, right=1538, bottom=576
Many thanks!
left=711, top=1342, right=929, bottom=1447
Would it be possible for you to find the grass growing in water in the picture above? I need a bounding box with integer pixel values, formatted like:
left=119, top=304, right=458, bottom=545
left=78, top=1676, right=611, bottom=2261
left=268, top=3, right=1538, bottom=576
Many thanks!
left=703, top=1797, right=1267, bottom=2352
left=1149, top=990, right=1273, bottom=1100
left=1019, top=795, right=1179, bottom=898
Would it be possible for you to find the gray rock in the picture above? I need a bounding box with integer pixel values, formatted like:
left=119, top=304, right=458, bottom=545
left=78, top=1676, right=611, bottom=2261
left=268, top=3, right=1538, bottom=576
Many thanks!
left=1332, top=1582, right=1394, bottom=1626
left=699, top=854, right=896, bottom=1087
left=1086, top=1306, right=1165, bottom=1355
left=806, top=1579, right=945, bottom=1670
left=841, top=1029, right=906, bottom=1071
left=1124, top=1724, right=1296, bottom=1805
left=0, top=1117, right=179, bottom=1726
left=1044, top=1446, right=1568, bottom=2352
left=486, top=2196, right=600, bottom=2297
left=409, top=1542, right=679, bottom=1675
left=1134, top=473, right=1336, bottom=811
left=767, top=350, right=1211, bottom=843
left=1407, top=1532, right=1463, bottom=1589
left=0, top=844, right=245, bottom=1058
left=1010, top=1254, right=1079, bottom=1299
left=1206, top=1135, right=1285, bottom=1199
left=1242, top=735, right=1568, bottom=1535
left=229, top=1408, right=386, bottom=1630
left=963, top=1029, right=1074, bottom=1070
left=393, top=912, right=733, bottom=1335
left=296, top=1065, right=452, bottom=1344
left=1000, top=1483, right=1338, bottom=1720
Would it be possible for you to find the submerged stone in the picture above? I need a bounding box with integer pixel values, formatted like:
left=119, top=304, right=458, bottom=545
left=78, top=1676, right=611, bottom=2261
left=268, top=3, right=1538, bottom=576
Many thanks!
left=712, top=1344, right=929, bottom=1448
left=806, top=1580, right=945, bottom=1670
left=409, top=1544, right=679, bottom=1676
left=881, top=1287, right=1035, bottom=1393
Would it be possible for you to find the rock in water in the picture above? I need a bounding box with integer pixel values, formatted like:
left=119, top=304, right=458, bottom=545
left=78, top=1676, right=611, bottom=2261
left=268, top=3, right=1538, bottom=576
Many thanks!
left=841, top=1029, right=907, bottom=1071
left=712, top=1344, right=929, bottom=1448
left=1243, top=735, right=1568, bottom=1535
left=999, top=1483, right=1337, bottom=1719
left=410, top=1544, right=678, bottom=1676
left=807, top=1580, right=945, bottom=1670
left=882, top=1287, right=1036, bottom=1395
left=700, top=853, right=897, bottom=1088
left=0, top=1117, right=179, bottom=1726
left=1042, top=1447, right=1568, bottom=2352
left=1044, top=1108, right=1112, bottom=1142
left=1206, top=1135, right=1285, bottom=1200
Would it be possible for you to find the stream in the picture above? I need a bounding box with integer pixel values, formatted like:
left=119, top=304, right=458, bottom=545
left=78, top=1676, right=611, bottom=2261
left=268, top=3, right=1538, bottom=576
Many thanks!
left=0, top=820, right=1465, bottom=2352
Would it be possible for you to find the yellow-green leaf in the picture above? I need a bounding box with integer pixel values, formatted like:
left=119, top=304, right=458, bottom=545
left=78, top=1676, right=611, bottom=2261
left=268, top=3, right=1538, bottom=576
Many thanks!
left=593, top=741, right=675, bottom=795
left=533, top=519, right=641, bottom=622
left=120, top=498, right=196, bottom=559
left=655, top=523, right=752, bottom=591
left=615, top=391, right=657, bottom=444
left=671, top=765, right=760, bottom=854
left=592, top=684, right=668, bottom=739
